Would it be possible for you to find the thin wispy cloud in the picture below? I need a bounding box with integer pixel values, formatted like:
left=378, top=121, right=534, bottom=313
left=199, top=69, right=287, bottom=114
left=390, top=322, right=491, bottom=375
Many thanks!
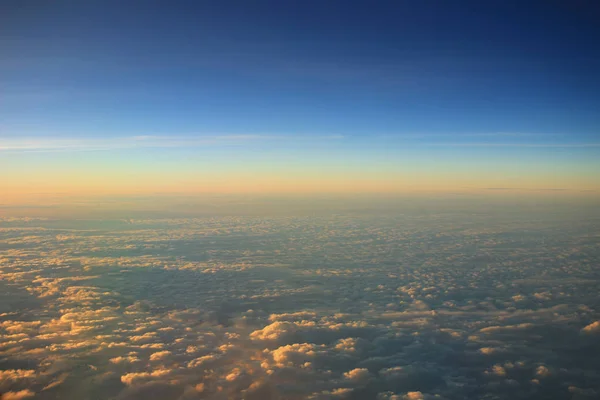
left=378, top=132, right=565, bottom=139
left=428, top=142, right=600, bottom=148
left=0, top=134, right=344, bottom=152
left=482, top=187, right=568, bottom=191
left=371, top=133, right=599, bottom=148
left=2, top=134, right=597, bottom=152
left=461, top=187, right=596, bottom=193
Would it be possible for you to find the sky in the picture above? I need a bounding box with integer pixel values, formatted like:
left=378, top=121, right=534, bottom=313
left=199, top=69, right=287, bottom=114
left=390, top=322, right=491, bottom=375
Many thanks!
left=1, top=4, right=600, bottom=398
left=1, top=1, right=600, bottom=200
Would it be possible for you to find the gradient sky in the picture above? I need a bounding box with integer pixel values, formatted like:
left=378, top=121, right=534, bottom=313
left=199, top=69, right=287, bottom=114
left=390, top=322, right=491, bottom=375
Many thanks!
left=1, top=1, right=600, bottom=199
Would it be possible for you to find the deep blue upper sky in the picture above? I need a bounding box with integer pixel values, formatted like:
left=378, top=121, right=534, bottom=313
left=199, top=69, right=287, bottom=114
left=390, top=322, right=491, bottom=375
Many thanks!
left=1, top=0, right=600, bottom=145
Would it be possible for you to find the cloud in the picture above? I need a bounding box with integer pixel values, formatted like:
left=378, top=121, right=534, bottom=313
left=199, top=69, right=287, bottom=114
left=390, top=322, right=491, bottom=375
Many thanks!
left=404, top=392, right=425, bottom=400
left=334, top=338, right=360, bottom=353
left=428, top=142, right=600, bottom=148
left=1, top=209, right=599, bottom=399
left=535, top=365, right=551, bottom=378
left=0, top=370, right=36, bottom=388
left=110, top=355, right=141, bottom=364
left=481, top=188, right=570, bottom=192
left=148, top=350, right=172, bottom=361
left=250, top=321, right=300, bottom=341
left=41, top=372, right=69, bottom=391
left=486, top=364, right=507, bottom=377
left=120, top=368, right=172, bottom=386
left=0, top=390, right=35, bottom=400
left=343, top=368, right=370, bottom=382
left=270, top=343, right=325, bottom=367
left=581, top=321, right=600, bottom=334
left=0, top=134, right=343, bottom=152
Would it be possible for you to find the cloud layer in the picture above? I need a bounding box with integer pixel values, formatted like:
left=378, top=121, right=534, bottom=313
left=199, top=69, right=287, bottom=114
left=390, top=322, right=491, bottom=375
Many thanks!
left=0, top=209, right=599, bottom=399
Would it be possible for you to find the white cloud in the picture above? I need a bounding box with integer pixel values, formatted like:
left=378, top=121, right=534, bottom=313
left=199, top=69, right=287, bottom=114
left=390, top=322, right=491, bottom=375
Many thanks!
left=0, top=134, right=343, bottom=152
left=428, top=142, right=600, bottom=148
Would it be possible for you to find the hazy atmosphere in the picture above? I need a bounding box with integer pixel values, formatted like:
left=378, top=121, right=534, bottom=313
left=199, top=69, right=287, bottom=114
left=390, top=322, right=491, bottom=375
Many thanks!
left=1, top=1, right=600, bottom=399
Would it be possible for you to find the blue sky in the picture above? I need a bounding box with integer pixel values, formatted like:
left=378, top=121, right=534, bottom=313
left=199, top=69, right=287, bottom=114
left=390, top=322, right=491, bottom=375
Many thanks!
left=1, top=1, right=599, bottom=196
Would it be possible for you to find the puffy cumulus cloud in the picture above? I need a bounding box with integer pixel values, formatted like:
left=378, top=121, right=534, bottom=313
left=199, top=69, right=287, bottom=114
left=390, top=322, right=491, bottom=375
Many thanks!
left=120, top=368, right=173, bottom=386
left=269, top=311, right=317, bottom=322
left=377, top=392, right=447, bottom=400
left=149, top=350, right=172, bottom=361
left=110, top=355, right=141, bottom=364
left=186, top=354, right=222, bottom=369
left=249, top=315, right=375, bottom=349
left=379, top=366, right=406, bottom=378
left=533, top=291, right=552, bottom=301
left=0, top=370, right=36, bottom=384
left=478, top=347, right=498, bottom=355
left=581, top=321, right=600, bottom=334
left=0, top=371, right=37, bottom=397
left=250, top=321, right=299, bottom=341
left=270, top=343, right=325, bottom=367
left=224, top=367, right=244, bottom=382
left=535, top=365, right=551, bottom=378
left=129, top=332, right=159, bottom=344
left=310, top=387, right=354, bottom=398
left=330, top=387, right=353, bottom=396
left=343, top=368, right=370, bottom=382
left=487, top=364, right=507, bottom=377
left=334, top=337, right=360, bottom=353
left=0, top=390, right=35, bottom=400
left=0, top=321, right=42, bottom=335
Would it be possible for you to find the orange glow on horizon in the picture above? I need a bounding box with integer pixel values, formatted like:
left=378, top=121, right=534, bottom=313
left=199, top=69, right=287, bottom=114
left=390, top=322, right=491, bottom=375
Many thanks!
left=2, top=171, right=598, bottom=206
